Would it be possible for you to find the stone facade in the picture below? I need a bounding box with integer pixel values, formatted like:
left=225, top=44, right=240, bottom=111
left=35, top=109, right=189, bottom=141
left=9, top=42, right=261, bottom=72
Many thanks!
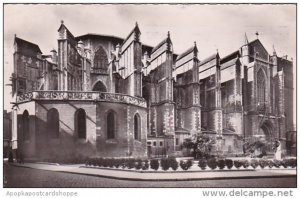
left=10, top=22, right=294, bottom=160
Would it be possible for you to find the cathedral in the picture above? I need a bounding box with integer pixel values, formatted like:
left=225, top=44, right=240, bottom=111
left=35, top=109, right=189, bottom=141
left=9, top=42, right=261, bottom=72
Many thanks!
left=10, top=21, right=295, bottom=160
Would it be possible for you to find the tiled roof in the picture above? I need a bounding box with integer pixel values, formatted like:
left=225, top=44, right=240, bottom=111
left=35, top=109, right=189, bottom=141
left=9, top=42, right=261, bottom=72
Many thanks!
left=199, top=53, right=218, bottom=66
left=14, top=37, right=42, bottom=54
left=220, top=50, right=240, bottom=64
left=76, top=33, right=153, bottom=51
left=221, top=57, right=240, bottom=69
left=176, top=45, right=196, bottom=61
left=151, top=38, right=169, bottom=53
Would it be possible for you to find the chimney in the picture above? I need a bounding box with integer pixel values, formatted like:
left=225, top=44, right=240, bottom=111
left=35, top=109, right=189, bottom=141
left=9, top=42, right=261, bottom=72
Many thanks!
left=50, top=49, right=57, bottom=64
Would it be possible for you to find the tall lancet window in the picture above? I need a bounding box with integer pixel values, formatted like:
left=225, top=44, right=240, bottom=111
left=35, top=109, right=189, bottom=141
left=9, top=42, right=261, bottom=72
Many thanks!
left=93, top=46, right=108, bottom=74
left=257, top=69, right=266, bottom=107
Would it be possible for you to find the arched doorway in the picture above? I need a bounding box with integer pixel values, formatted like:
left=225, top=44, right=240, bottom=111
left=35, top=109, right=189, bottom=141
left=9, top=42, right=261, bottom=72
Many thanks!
left=47, top=108, right=60, bottom=139
left=22, top=110, right=30, bottom=141
left=92, top=81, right=107, bottom=92
left=257, top=121, right=274, bottom=154
left=75, top=109, right=86, bottom=139
left=107, top=111, right=116, bottom=139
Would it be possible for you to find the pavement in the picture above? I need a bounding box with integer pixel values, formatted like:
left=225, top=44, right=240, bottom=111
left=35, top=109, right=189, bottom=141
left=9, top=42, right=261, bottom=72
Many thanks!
left=9, top=162, right=297, bottom=181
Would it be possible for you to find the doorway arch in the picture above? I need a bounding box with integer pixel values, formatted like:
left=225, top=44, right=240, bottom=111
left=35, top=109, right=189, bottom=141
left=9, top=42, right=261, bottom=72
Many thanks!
left=92, top=80, right=107, bottom=92
left=75, top=109, right=86, bottom=139
left=22, top=110, right=29, bottom=141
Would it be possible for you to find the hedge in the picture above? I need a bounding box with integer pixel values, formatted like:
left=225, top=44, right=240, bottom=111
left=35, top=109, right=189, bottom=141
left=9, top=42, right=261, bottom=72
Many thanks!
left=180, top=160, right=193, bottom=170
left=225, top=159, right=233, bottom=169
left=198, top=159, right=207, bottom=170
left=85, top=157, right=296, bottom=171
left=233, top=160, right=243, bottom=169
left=207, top=158, right=218, bottom=170
left=150, top=159, right=159, bottom=170
left=217, top=159, right=226, bottom=170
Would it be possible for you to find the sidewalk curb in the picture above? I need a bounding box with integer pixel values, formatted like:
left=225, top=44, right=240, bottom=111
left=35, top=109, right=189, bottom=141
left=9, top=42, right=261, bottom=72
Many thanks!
left=57, top=170, right=296, bottom=182
left=8, top=163, right=297, bottom=182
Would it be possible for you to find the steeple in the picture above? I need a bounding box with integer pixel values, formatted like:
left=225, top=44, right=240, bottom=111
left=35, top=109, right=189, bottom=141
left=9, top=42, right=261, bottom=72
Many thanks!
left=272, top=44, right=277, bottom=56
left=244, top=33, right=249, bottom=45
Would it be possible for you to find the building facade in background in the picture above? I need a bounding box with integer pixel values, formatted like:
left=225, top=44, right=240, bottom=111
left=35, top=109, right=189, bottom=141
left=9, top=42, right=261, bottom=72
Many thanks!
left=9, top=21, right=295, bottom=160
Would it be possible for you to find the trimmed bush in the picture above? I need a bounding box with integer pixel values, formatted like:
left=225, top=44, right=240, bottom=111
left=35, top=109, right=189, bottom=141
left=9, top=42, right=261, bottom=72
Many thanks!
left=120, top=158, right=127, bottom=169
left=180, top=160, right=193, bottom=170
left=250, top=159, right=259, bottom=169
left=207, top=158, right=218, bottom=170
left=217, top=159, right=226, bottom=170
left=198, top=159, right=207, bottom=170
left=241, top=160, right=250, bottom=169
left=150, top=159, right=159, bottom=170
left=127, top=158, right=136, bottom=169
left=234, top=160, right=243, bottom=169
left=135, top=158, right=143, bottom=170
left=268, top=160, right=274, bottom=168
left=108, top=158, right=115, bottom=168
left=142, top=159, right=149, bottom=170
left=259, top=159, right=268, bottom=169
left=283, top=158, right=297, bottom=168
left=225, top=159, right=233, bottom=169
left=273, top=159, right=281, bottom=168
left=160, top=158, right=170, bottom=171
left=168, top=157, right=179, bottom=171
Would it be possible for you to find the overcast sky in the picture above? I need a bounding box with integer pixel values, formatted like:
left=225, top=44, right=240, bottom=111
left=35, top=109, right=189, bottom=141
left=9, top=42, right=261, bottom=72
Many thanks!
left=3, top=4, right=296, bottom=113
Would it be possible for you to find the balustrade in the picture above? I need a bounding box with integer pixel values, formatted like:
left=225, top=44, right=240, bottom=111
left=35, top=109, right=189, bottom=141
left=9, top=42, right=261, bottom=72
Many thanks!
left=16, top=91, right=147, bottom=108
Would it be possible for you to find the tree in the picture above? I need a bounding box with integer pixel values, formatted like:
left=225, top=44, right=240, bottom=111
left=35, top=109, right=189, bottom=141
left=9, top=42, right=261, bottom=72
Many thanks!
left=183, top=134, right=216, bottom=159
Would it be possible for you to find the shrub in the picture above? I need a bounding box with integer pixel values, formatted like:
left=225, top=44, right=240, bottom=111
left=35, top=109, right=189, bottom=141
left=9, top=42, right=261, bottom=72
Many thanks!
left=135, top=158, right=143, bottom=170
left=142, top=159, right=149, bottom=170
left=281, top=159, right=288, bottom=168
left=168, top=156, right=179, bottom=171
left=120, top=158, right=127, bottom=169
left=180, top=160, right=193, bottom=170
left=268, top=160, right=274, bottom=168
left=97, top=157, right=104, bottom=167
left=127, top=158, right=136, bottom=169
left=86, top=158, right=96, bottom=166
left=217, top=159, right=226, bottom=170
left=207, top=158, right=218, bottom=170
left=198, top=159, right=207, bottom=170
left=259, top=159, right=268, bottom=169
left=103, top=158, right=110, bottom=167
left=107, top=158, right=115, bottom=168
left=250, top=159, right=259, bottom=169
left=160, top=158, right=170, bottom=171
left=234, top=160, right=243, bottom=169
left=239, top=159, right=250, bottom=169
left=283, top=158, right=297, bottom=168
left=150, top=159, right=159, bottom=170
left=225, top=159, right=233, bottom=169
left=273, top=159, right=281, bottom=168
left=289, top=158, right=297, bottom=168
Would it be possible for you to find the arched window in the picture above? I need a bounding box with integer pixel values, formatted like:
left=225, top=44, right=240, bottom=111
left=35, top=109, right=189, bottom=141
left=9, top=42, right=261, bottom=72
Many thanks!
left=23, top=110, right=29, bottom=141
left=134, top=113, right=141, bottom=140
left=93, top=46, right=108, bottom=73
left=47, top=108, right=59, bottom=138
left=75, top=109, right=86, bottom=139
left=92, top=81, right=107, bottom=92
left=107, top=111, right=116, bottom=139
left=257, top=69, right=266, bottom=105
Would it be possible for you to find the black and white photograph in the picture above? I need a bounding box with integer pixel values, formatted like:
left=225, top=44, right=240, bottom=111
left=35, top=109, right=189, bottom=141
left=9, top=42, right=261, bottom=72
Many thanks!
left=2, top=2, right=297, bottom=193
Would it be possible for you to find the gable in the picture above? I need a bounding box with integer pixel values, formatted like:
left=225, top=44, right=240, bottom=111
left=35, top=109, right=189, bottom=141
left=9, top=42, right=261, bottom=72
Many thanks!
left=249, top=40, right=269, bottom=61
